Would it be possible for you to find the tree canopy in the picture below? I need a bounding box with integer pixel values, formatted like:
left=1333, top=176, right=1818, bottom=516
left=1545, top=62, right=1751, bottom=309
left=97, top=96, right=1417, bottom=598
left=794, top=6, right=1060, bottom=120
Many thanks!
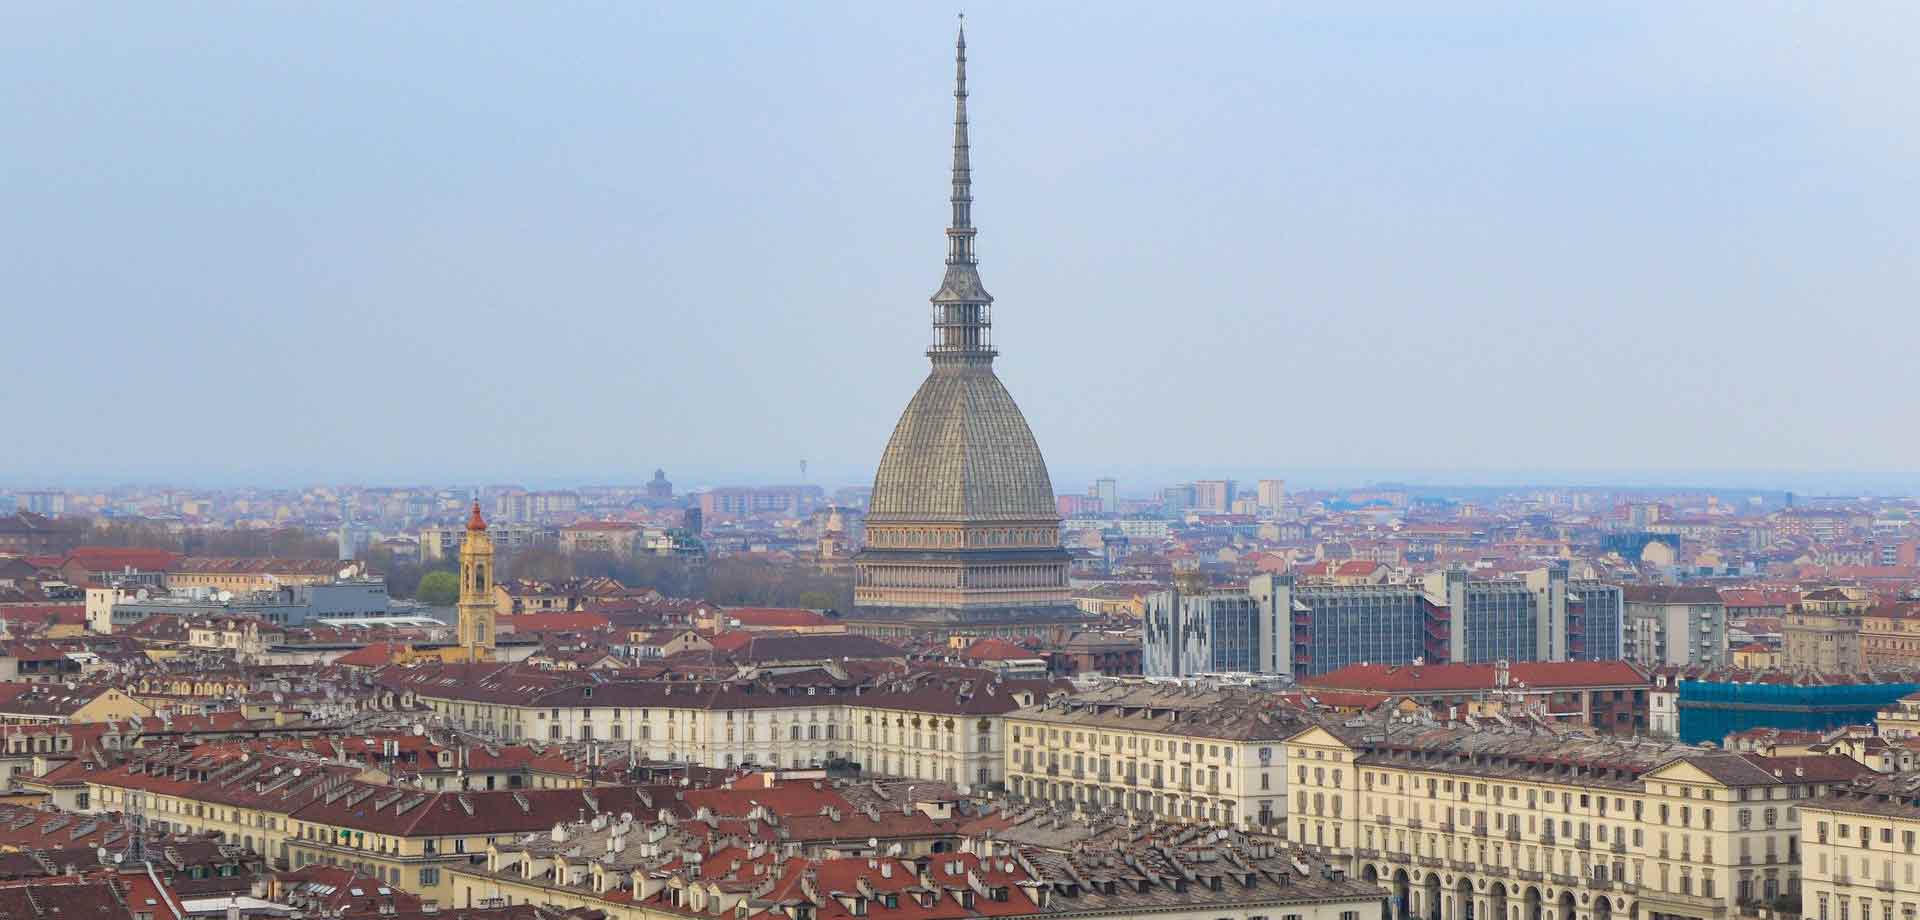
left=416, top=570, right=459, bottom=606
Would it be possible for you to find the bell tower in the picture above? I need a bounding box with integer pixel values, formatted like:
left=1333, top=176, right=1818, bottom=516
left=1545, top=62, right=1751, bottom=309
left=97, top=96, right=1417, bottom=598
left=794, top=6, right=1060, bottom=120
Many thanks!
left=457, top=500, right=496, bottom=661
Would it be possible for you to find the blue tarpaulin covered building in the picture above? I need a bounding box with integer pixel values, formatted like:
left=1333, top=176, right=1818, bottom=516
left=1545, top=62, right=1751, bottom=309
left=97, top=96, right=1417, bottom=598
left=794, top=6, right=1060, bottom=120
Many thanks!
left=1678, top=677, right=1920, bottom=744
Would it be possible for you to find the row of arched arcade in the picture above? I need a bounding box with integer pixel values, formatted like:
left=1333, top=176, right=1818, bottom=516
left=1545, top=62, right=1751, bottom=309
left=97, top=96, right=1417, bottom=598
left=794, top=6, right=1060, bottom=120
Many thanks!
left=1360, top=863, right=1644, bottom=920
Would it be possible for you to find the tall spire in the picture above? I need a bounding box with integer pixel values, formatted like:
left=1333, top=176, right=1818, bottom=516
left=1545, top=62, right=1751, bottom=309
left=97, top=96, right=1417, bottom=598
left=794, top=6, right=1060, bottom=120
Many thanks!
left=951, top=15, right=972, bottom=244
left=930, top=15, right=995, bottom=365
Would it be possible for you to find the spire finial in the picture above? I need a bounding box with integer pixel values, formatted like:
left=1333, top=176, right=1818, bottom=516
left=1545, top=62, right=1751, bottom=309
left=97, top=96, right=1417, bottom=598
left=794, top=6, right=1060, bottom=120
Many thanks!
left=951, top=15, right=970, bottom=236
left=929, top=17, right=993, bottom=363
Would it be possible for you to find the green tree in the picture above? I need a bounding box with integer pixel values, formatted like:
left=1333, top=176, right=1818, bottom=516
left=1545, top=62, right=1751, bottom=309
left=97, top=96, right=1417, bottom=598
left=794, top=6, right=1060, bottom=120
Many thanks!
left=417, top=570, right=460, bottom=606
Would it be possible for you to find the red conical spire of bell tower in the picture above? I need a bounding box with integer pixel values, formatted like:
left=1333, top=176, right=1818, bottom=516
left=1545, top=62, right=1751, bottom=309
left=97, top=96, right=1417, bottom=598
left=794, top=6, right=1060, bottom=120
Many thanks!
left=467, top=500, right=486, bottom=532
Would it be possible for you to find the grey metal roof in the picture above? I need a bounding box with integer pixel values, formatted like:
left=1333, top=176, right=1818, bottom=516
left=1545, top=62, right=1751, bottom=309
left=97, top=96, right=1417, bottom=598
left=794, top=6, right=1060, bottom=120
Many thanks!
left=867, top=364, right=1058, bottom=523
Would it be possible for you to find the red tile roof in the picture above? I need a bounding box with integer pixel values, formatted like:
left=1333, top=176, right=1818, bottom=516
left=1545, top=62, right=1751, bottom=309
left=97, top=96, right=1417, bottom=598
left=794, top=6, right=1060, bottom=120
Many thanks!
left=1306, top=660, right=1649, bottom=693
left=501, top=612, right=611, bottom=633
left=0, top=605, right=84, bottom=626
left=961, top=638, right=1035, bottom=661
left=333, top=643, right=406, bottom=668
left=62, top=546, right=181, bottom=572
left=725, top=607, right=830, bottom=628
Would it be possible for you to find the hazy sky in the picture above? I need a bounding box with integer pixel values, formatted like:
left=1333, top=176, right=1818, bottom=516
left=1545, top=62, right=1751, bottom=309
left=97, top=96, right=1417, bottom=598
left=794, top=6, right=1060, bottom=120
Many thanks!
left=7, top=3, right=1920, bottom=492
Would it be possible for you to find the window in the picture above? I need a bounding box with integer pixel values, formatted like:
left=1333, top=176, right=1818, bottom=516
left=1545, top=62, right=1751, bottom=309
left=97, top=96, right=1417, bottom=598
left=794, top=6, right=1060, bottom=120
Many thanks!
left=420, top=868, right=440, bottom=886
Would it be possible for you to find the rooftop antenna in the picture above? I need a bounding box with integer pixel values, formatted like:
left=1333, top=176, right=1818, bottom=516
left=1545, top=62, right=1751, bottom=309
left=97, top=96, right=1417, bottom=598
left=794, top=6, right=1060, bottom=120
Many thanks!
left=799, top=460, right=808, bottom=482
left=120, top=785, right=146, bottom=865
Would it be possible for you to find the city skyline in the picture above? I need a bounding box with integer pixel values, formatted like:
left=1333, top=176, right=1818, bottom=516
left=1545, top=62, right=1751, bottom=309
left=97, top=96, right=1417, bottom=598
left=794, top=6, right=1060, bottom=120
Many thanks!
left=10, top=9, right=1920, bottom=918
left=9, top=4, right=1920, bottom=484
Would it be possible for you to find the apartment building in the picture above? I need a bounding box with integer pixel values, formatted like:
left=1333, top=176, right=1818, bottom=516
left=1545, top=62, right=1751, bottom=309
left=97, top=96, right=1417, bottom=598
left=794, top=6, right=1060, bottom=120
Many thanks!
left=1624, top=586, right=1729, bottom=668
left=1801, top=772, right=1920, bottom=920
left=491, top=490, right=580, bottom=523
left=166, top=557, right=350, bottom=592
left=1286, top=715, right=1871, bottom=920
left=447, top=801, right=1386, bottom=920
left=381, top=663, right=1065, bottom=793
left=1001, top=683, right=1308, bottom=830
left=557, top=521, right=644, bottom=556
left=420, top=522, right=548, bottom=562
left=74, top=746, right=658, bottom=908
left=1787, top=589, right=1872, bottom=673
left=1861, top=604, right=1920, bottom=670
left=1879, top=694, right=1920, bottom=740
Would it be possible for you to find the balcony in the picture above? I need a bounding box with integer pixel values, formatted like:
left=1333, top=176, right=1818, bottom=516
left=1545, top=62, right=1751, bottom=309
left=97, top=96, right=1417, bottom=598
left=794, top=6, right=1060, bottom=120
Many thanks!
left=1439, top=822, right=1455, bottom=833
left=1834, top=875, right=1852, bottom=888
left=1610, top=841, right=1626, bottom=854
left=1574, top=836, right=1591, bottom=850
left=1417, top=857, right=1444, bottom=869
left=1551, top=874, right=1579, bottom=887
left=1375, top=815, right=1391, bottom=826
left=1506, top=828, right=1521, bottom=842
left=1472, top=824, right=1488, bottom=837
left=1879, top=880, right=1896, bottom=893
left=1517, top=870, right=1544, bottom=882
left=1408, top=818, right=1424, bottom=829
left=1652, top=889, right=1726, bottom=911
left=1540, top=832, right=1557, bottom=845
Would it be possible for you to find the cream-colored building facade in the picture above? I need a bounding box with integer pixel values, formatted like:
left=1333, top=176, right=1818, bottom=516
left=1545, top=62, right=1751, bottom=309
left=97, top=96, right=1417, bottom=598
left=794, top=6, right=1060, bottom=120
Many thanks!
left=1801, top=773, right=1920, bottom=920
left=76, top=750, right=657, bottom=908
left=389, top=668, right=1057, bottom=794
left=1001, top=684, right=1301, bottom=829
left=1287, top=719, right=1869, bottom=920
left=1879, top=695, right=1920, bottom=740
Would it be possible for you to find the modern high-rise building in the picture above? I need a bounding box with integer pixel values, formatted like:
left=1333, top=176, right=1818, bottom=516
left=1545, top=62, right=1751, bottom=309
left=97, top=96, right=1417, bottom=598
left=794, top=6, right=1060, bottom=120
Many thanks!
left=1192, top=480, right=1233, bottom=513
left=1160, top=483, right=1198, bottom=511
left=849, top=26, right=1080, bottom=640
left=20, top=490, right=65, bottom=516
left=1094, top=477, right=1118, bottom=514
left=1255, top=479, right=1286, bottom=511
left=1142, top=570, right=1284, bottom=678
left=1143, top=567, right=1624, bottom=679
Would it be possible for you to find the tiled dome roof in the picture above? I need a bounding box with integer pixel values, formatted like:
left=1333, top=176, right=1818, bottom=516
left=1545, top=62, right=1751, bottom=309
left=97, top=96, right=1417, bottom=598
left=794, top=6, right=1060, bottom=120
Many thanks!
left=867, top=364, right=1056, bottom=523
